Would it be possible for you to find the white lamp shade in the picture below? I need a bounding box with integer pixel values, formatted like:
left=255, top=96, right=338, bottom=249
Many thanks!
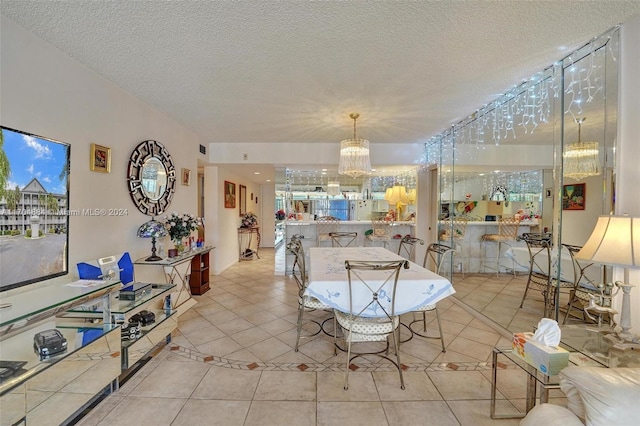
left=576, top=215, right=640, bottom=268
left=387, top=185, right=409, bottom=205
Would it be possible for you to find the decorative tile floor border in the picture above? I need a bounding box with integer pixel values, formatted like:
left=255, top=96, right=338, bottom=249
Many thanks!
left=165, top=344, right=516, bottom=373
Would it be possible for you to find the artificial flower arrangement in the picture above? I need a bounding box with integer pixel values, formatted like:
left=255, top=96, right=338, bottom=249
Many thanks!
left=164, top=212, right=200, bottom=241
left=241, top=211, right=258, bottom=228
left=276, top=209, right=286, bottom=220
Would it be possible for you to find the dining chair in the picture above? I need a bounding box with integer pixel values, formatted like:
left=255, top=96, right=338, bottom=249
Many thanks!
left=329, top=231, right=358, bottom=247
left=406, top=243, right=449, bottom=352
left=562, top=244, right=614, bottom=326
left=287, top=236, right=332, bottom=351
left=439, top=216, right=468, bottom=277
left=397, top=236, right=424, bottom=262
left=480, top=217, right=521, bottom=277
left=334, top=259, right=409, bottom=390
left=316, top=216, right=340, bottom=246
left=518, top=233, right=574, bottom=317
left=365, top=216, right=391, bottom=249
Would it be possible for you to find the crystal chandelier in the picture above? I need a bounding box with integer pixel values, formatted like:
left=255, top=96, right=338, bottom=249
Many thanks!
left=326, top=180, right=341, bottom=196
left=563, top=118, right=601, bottom=181
left=338, top=113, right=371, bottom=178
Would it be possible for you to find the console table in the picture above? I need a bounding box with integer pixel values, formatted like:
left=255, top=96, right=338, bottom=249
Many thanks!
left=238, top=227, right=260, bottom=260
left=134, top=246, right=213, bottom=314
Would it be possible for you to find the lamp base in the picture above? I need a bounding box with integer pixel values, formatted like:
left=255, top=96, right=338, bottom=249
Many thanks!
left=145, top=254, right=163, bottom=262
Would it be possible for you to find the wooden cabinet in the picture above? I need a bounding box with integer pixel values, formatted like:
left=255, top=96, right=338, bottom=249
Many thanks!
left=189, top=249, right=211, bottom=295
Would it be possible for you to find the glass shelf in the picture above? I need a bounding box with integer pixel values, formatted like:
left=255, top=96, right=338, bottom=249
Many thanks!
left=120, top=310, right=175, bottom=350
left=0, top=319, right=119, bottom=396
left=67, top=283, right=176, bottom=315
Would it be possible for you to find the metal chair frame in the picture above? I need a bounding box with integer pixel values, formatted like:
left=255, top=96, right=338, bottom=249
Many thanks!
left=397, top=236, right=424, bottom=262
left=316, top=216, right=340, bottom=246
left=365, top=217, right=391, bottom=249
left=334, top=259, right=409, bottom=390
left=329, top=231, right=358, bottom=247
left=439, top=217, right=468, bottom=277
left=562, top=244, right=615, bottom=326
left=405, top=242, right=449, bottom=352
left=287, top=236, right=332, bottom=351
left=481, top=217, right=521, bottom=277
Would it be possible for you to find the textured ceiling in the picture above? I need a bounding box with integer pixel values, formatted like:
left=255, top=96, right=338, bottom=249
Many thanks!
left=2, top=1, right=640, bottom=179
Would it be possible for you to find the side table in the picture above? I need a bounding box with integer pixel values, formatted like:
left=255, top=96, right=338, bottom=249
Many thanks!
left=238, top=227, right=260, bottom=260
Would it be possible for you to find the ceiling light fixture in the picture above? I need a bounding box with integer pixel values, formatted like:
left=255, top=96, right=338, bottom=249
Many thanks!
left=338, top=113, right=371, bottom=178
left=326, top=180, right=341, bottom=196
left=563, top=117, right=601, bottom=181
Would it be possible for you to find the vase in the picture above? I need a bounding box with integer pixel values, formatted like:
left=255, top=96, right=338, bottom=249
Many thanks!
left=173, top=238, right=184, bottom=253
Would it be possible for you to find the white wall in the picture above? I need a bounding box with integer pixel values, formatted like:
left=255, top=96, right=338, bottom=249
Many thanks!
left=1, top=16, right=203, bottom=289
left=617, top=13, right=640, bottom=331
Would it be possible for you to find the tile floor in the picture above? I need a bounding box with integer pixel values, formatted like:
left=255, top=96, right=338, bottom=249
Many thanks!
left=78, top=248, right=567, bottom=426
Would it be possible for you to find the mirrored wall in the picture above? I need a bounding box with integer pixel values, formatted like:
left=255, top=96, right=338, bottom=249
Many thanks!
left=425, top=26, right=619, bottom=332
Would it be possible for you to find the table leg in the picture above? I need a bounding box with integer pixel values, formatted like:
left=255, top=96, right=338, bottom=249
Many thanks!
left=526, top=373, right=537, bottom=412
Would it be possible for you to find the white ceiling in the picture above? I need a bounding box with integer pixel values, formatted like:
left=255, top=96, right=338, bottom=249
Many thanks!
left=2, top=1, right=639, bottom=184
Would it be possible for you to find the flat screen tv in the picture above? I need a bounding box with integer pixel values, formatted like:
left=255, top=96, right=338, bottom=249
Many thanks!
left=0, top=126, right=70, bottom=292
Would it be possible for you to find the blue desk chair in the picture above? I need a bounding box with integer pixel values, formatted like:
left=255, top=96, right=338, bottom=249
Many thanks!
left=77, top=252, right=134, bottom=285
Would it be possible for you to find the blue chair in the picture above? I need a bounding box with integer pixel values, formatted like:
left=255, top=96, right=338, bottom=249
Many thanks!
left=77, top=252, right=134, bottom=285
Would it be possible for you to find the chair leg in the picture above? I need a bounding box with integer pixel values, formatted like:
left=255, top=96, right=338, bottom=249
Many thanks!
left=519, top=281, right=532, bottom=308
left=434, top=307, right=446, bottom=353
left=295, top=304, right=304, bottom=352
left=390, top=324, right=405, bottom=390
left=344, top=329, right=352, bottom=390
left=563, top=293, right=577, bottom=325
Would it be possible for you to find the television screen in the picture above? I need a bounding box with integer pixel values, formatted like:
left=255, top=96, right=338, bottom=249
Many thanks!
left=0, top=126, right=70, bottom=292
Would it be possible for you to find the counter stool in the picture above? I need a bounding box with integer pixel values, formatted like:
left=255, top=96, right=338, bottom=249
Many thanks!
left=480, top=217, right=521, bottom=277
left=365, top=217, right=391, bottom=249
left=439, top=216, right=468, bottom=277
left=316, top=216, right=339, bottom=246
left=329, top=231, right=358, bottom=247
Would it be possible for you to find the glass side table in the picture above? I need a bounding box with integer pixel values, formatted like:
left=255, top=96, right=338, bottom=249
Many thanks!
left=490, top=346, right=562, bottom=419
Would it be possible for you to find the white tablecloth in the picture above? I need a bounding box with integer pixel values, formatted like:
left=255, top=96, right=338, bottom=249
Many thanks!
left=306, top=247, right=455, bottom=317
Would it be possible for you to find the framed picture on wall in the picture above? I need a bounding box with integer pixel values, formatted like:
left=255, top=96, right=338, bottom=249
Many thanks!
left=562, top=183, right=585, bottom=210
left=224, top=181, right=236, bottom=208
left=239, top=185, right=247, bottom=216
left=181, top=168, right=191, bottom=186
left=90, top=143, right=111, bottom=173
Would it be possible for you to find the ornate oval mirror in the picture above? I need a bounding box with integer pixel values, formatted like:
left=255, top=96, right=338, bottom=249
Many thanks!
left=127, top=140, right=176, bottom=216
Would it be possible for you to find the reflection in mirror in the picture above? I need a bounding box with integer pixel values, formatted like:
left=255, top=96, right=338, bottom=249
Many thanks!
left=141, top=157, right=168, bottom=201
left=425, top=27, right=619, bottom=333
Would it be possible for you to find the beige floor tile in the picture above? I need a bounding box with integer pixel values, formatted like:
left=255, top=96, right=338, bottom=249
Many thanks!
left=317, top=401, right=388, bottom=426
left=230, top=325, right=273, bottom=347
left=171, top=400, right=250, bottom=425
left=246, top=336, right=293, bottom=362
left=446, top=335, right=495, bottom=362
left=216, top=317, right=256, bottom=335
left=382, top=401, right=461, bottom=425
left=374, top=371, right=442, bottom=401
left=258, top=317, right=297, bottom=335
left=191, top=365, right=261, bottom=400
left=253, top=370, right=316, bottom=401
left=244, top=401, right=316, bottom=426
left=447, top=399, right=522, bottom=425
left=317, top=371, right=380, bottom=401
left=182, top=324, right=226, bottom=346
left=427, top=371, right=495, bottom=400
left=177, top=316, right=214, bottom=335
left=196, top=335, right=244, bottom=356
left=128, top=360, right=209, bottom=398
left=97, top=396, right=186, bottom=425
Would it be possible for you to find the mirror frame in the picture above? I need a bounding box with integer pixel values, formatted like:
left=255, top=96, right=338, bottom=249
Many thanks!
left=127, top=140, right=176, bottom=216
left=239, top=184, right=247, bottom=216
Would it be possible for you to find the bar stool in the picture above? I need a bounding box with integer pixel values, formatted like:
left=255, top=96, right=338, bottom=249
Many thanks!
left=480, top=217, right=521, bottom=277
left=316, top=216, right=339, bottom=246
left=365, top=217, right=391, bottom=249
left=329, top=231, right=358, bottom=247
left=439, top=216, right=468, bottom=277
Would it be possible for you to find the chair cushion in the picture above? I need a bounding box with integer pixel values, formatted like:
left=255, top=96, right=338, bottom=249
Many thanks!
left=300, top=295, right=331, bottom=310
left=335, top=310, right=398, bottom=342
left=415, top=304, right=436, bottom=312
left=519, top=403, right=583, bottom=426
left=560, top=366, right=640, bottom=426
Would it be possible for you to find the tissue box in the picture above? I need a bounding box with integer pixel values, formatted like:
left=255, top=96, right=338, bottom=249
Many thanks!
left=512, top=332, right=569, bottom=376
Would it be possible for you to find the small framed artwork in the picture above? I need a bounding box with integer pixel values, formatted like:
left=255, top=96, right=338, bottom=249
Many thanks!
left=562, top=183, right=586, bottom=210
left=251, top=192, right=254, bottom=200
left=181, top=168, right=191, bottom=186
left=545, top=188, right=552, bottom=198
left=239, top=184, right=247, bottom=216
left=90, top=143, right=111, bottom=173
left=224, top=181, right=236, bottom=208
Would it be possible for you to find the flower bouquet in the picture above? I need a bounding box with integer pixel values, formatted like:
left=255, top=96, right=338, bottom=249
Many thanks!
left=275, top=209, right=286, bottom=220
left=163, top=212, right=200, bottom=251
left=241, top=211, right=258, bottom=228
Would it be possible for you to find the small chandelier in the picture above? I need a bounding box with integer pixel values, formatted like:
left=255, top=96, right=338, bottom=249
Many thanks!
left=338, top=113, right=371, bottom=178
left=563, top=118, right=601, bottom=180
left=326, top=180, right=341, bottom=196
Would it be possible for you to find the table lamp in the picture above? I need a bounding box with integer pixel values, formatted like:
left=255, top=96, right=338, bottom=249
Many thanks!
left=387, top=185, right=409, bottom=221
left=576, top=214, right=640, bottom=350
left=137, top=218, right=168, bottom=261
